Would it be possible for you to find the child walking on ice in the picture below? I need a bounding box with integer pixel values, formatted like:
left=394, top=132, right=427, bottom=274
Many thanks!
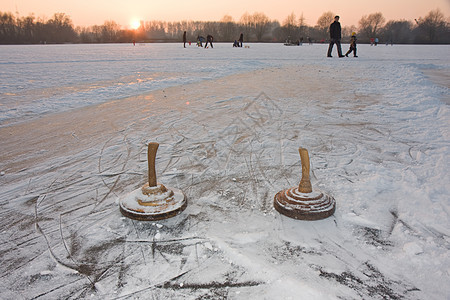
left=345, top=32, right=358, bottom=57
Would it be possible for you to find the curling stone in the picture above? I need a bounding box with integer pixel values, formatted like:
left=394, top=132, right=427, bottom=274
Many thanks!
left=274, top=147, right=335, bottom=220
left=119, top=142, right=187, bottom=221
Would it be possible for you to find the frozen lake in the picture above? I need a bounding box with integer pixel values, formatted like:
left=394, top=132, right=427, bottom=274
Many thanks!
left=1, top=43, right=449, bottom=127
left=0, top=43, right=449, bottom=299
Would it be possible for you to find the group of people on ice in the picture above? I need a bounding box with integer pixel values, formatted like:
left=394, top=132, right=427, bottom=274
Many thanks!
left=233, top=33, right=244, bottom=47
left=197, top=35, right=214, bottom=48
left=183, top=31, right=244, bottom=49
left=183, top=16, right=359, bottom=58
left=183, top=31, right=223, bottom=49
left=182, top=31, right=213, bottom=48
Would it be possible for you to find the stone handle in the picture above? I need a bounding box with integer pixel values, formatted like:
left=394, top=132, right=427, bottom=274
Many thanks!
left=147, top=142, right=159, bottom=187
left=298, top=147, right=313, bottom=193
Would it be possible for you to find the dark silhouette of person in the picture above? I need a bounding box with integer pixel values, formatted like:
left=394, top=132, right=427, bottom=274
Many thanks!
left=183, top=31, right=187, bottom=48
left=205, top=35, right=213, bottom=48
left=327, top=15, right=344, bottom=57
left=197, top=35, right=203, bottom=47
left=345, top=32, right=358, bottom=57
left=239, top=33, right=243, bottom=47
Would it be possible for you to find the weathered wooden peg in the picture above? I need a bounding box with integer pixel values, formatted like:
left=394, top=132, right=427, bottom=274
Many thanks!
left=274, top=147, right=335, bottom=220
left=119, top=142, right=187, bottom=221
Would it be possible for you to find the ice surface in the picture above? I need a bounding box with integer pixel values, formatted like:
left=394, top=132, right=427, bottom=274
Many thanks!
left=0, top=43, right=449, bottom=299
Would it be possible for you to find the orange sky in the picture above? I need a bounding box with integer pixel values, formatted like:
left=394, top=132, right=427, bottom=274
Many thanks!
left=3, top=0, right=450, bottom=28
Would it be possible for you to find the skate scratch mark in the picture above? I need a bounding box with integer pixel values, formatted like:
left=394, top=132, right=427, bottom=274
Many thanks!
left=96, top=135, right=131, bottom=208
left=94, top=254, right=128, bottom=285
left=278, top=140, right=293, bottom=187
left=126, top=236, right=207, bottom=244
left=98, top=136, right=124, bottom=190
left=0, top=241, right=50, bottom=280
left=131, top=220, right=147, bottom=265
left=73, top=209, right=119, bottom=235
left=111, top=254, right=219, bottom=299
left=34, top=195, right=95, bottom=287
left=25, top=178, right=32, bottom=194
left=59, top=214, right=80, bottom=267
left=43, top=177, right=92, bottom=195
left=161, top=280, right=263, bottom=290
left=219, top=123, right=240, bottom=173
left=31, top=278, right=84, bottom=299
left=161, top=155, right=181, bottom=175
left=58, top=213, right=123, bottom=289
left=112, top=270, right=192, bottom=299
left=256, top=155, right=276, bottom=189
left=244, top=153, right=258, bottom=206
left=150, top=239, right=170, bottom=264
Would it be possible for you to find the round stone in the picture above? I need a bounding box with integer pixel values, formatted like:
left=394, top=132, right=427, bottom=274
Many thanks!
left=274, top=187, right=335, bottom=220
left=119, top=186, right=187, bottom=221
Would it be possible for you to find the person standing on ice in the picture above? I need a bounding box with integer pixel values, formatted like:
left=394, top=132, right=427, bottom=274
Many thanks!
left=238, top=33, right=244, bottom=47
left=327, top=15, right=344, bottom=58
left=345, top=32, right=358, bottom=57
left=197, top=35, right=203, bottom=47
left=205, top=34, right=214, bottom=48
left=183, top=31, right=187, bottom=48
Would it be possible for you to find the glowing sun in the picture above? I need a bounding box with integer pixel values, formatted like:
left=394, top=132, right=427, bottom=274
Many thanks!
left=130, top=19, right=141, bottom=30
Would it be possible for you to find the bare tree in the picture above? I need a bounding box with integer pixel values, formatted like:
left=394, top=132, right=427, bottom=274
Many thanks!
left=101, top=20, right=120, bottom=42
left=416, top=9, right=447, bottom=43
left=220, top=15, right=235, bottom=41
left=46, top=13, right=77, bottom=43
left=252, top=12, right=270, bottom=41
left=17, top=15, right=35, bottom=43
left=283, top=12, right=296, bottom=27
left=298, top=13, right=306, bottom=27
left=358, top=12, right=385, bottom=41
left=382, top=20, right=413, bottom=44
left=0, top=12, right=17, bottom=43
left=91, top=25, right=102, bottom=42
left=316, top=11, right=334, bottom=40
left=342, top=25, right=357, bottom=40
left=282, top=12, right=298, bottom=40
left=202, top=21, right=219, bottom=40
left=237, top=12, right=271, bottom=41
left=298, top=12, right=307, bottom=38
left=239, top=12, right=253, bottom=40
left=144, top=20, right=166, bottom=40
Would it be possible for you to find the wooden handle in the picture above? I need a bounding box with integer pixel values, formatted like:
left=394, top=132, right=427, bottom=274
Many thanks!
left=298, top=147, right=312, bottom=193
left=147, top=142, right=159, bottom=187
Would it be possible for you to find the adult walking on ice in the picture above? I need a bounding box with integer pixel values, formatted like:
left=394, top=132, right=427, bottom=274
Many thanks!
left=183, top=31, right=187, bottom=48
left=205, top=35, right=213, bottom=48
left=327, top=15, right=344, bottom=58
left=238, top=33, right=243, bottom=47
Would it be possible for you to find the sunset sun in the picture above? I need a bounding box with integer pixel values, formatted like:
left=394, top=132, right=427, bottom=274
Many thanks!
left=130, top=19, right=141, bottom=29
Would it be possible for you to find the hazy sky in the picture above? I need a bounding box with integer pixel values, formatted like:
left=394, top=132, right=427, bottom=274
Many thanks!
left=3, top=0, right=450, bottom=28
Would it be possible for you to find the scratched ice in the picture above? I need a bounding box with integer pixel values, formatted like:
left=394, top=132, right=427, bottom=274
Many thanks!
left=0, top=43, right=449, bottom=299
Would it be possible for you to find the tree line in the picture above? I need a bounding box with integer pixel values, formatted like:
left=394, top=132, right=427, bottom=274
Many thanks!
left=1, top=9, right=448, bottom=45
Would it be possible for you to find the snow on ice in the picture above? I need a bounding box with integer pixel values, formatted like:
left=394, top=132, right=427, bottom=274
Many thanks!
left=0, top=43, right=449, bottom=299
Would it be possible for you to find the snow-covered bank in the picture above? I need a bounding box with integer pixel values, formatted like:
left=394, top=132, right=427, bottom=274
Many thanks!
left=0, top=44, right=449, bottom=299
